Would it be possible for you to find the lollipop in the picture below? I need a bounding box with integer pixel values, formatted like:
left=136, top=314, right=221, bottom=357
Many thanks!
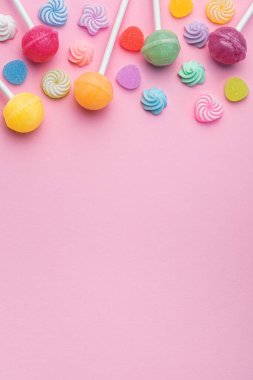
left=208, top=2, right=253, bottom=64
left=11, top=0, right=59, bottom=63
left=74, top=0, right=130, bottom=111
left=141, top=0, right=181, bottom=66
left=0, top=80, right=44, bottom=133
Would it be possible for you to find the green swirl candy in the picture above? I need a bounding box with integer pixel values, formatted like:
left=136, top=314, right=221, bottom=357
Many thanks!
left=178, top=61, right=205, bottom=87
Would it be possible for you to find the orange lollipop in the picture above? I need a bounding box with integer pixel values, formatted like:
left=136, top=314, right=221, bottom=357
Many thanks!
left=74, top=0, right=130, bottom=111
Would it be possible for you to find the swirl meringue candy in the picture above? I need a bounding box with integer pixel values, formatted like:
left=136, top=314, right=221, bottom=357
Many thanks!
left=206, top=0, right=235, bottom=25
left=0, top=14, right=17, bottom=42
left=184, top=21, right=209, bottom=48
left=68, top=40, right=94, bottom=67
left=169, top=0, right=194, bottom=18
left=178, top=61, right=205, bottom=87
left=141, top=87, right=167, bottom=115
left=41, top=70, right=71, bottom=99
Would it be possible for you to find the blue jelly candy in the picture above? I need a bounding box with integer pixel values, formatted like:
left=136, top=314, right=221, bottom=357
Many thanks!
left=3, top=60, right=28, bottom=85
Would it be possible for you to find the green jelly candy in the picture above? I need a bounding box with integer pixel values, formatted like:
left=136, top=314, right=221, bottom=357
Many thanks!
left=225, top=77, right=249, bottom=102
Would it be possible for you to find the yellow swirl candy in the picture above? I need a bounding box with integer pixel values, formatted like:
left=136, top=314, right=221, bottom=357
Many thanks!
left=206, top=0, right=235, bottom=25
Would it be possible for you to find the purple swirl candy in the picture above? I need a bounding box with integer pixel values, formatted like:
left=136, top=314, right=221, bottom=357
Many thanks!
left=184, top=21, right=209, bottom=48
left=78, top=4, right=109, bottom=36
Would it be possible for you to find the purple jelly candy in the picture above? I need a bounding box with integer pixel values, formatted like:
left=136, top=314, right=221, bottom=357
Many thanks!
left=208, top=27, right=247, bottom=65
left=116, top=65, right=141, bottom=90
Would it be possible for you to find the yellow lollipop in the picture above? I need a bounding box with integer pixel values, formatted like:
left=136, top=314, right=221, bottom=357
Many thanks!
left=74, top=0, right=130, bottom=111
left=0, top=80, right=44, bottom=133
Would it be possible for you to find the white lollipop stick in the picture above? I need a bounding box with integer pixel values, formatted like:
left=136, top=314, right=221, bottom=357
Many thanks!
left=99, top=0, right=130, bottom=75
left=153, top=0, right=162, bottom=31
left=236, top=2, right=253, bottom=32
left=12, top=0, right=34, bottom=29
left=0, top=81, right=14, bottom=100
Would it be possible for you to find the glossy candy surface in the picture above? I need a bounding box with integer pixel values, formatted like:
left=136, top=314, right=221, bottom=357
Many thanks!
left=22, top=25, right=59, bottom=63
left=3, top=92, right=44, bottom=133
left=74, top=72, right=113, bottom=111
left=208, top=26, right=247, bottom=64
left=141, top=30, right=180, bottom=66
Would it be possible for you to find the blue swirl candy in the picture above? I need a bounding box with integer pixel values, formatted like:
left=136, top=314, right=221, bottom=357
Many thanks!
left=141, top=87, right=167, bottom=115
left=39, top=0, right=68, bottom=27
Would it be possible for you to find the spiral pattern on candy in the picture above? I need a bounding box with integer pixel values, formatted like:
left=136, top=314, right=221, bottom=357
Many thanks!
left=78, top=5, right=109, bottom=36
left=39, top=0, right=68, bottom=27
left=141, top=87, right=167, bottom=115
left=184, top=21, right=209, bottom=48
left=178, top=61, right=205, bottom=87
left=68, top=40, right=94, bottom=67
left=41, top=70, right=71, bottom=99
left=195, top=94, right=223, bottom=123
left=0, top=14, right=17, bottom=42
left=206, top=0, right=235, bottom=25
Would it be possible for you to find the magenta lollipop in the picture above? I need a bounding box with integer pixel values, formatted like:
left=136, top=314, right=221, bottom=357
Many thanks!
left=12, top=0, right=59, bottom=63
left=208, top=2, right=253, bottom=65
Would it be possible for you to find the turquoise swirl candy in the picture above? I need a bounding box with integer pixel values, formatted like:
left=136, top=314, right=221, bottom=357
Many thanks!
left=178, top=61, right=205, bottom=87
left=39, top=0, right=68, bottom=27
left=141, top=87, right=167, bottom=115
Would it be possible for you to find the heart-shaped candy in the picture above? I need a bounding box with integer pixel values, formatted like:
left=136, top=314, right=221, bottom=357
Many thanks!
left=116, top=65, right=141, bottom=90
left=119, top=26, right=144, bottom=52
left=225, top=77, right=249, bottom=102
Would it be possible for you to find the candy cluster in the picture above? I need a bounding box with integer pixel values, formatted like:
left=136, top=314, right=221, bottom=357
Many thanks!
left=0, top=0, right=252, bottom=134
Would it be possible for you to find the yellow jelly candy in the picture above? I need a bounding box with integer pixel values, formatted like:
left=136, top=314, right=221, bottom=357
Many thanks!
left=3, top=92, right=44, bottom=133
left=169, top=0, right=194, bottom=18
left=225, top=77, right=249, bottom=102
left=74, top=72, right=113, bottom=111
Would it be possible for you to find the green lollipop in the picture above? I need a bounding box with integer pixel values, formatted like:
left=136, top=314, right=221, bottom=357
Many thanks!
left=142, top=0, right=181, bottom=67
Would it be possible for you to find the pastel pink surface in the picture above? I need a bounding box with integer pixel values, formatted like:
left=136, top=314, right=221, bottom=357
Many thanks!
left=0, top=1, right=253, bottom=380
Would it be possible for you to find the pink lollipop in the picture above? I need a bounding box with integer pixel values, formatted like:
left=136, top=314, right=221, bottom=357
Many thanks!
left=208, top=2, right=253, bottom=65
left=12, top=0, right=59, bottom=63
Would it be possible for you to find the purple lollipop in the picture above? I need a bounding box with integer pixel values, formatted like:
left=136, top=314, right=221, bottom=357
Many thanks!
left=208, top=3, right=253, bottom=65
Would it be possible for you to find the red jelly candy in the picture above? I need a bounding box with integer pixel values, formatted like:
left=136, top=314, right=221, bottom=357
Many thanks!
left=22, top=25, right=59, bottom=63
left=119, top=26, right=144, bottom=52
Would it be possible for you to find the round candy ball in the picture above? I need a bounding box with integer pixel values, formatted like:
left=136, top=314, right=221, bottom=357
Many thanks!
left=141, top=29, right=181, bottom=67
left=22, top=25, right=59, bottom=63
left=3, top=93, right=44, bottom=133
left=74, top=72, right=113, bottom=111
left=208, top=27, right=247, bottom=65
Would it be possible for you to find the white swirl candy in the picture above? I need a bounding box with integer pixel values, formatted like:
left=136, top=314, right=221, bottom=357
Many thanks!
left=195, top=94, right=223, bottom=123
left=78, top=4, right=109, bottom=36
left=0, top=14, right=17, bottom=42
left=41, top=70, right=71, bottom=99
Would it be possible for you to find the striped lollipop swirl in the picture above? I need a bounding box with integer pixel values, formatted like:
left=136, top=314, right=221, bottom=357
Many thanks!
left=206, top=0, right=235, bottom=25
left=78, top=5, right=109, bottom=36
left=141, top=87, right=167, bottom=115
left=39, top=0, right=68, bottom=27
left=42, top=70, right=71, bottom=99
left=195, top=94, right=223, bottom=123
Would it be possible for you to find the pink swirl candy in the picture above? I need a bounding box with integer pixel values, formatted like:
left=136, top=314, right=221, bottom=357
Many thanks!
left=195, top=94, right=223, bottom=123
left=78, top=4, right=109, bottom=36
left=68, top=40, right=94, bottom=67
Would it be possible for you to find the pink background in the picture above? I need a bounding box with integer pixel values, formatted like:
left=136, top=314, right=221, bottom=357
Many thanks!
left=0, top=0, right=253, bottom=379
